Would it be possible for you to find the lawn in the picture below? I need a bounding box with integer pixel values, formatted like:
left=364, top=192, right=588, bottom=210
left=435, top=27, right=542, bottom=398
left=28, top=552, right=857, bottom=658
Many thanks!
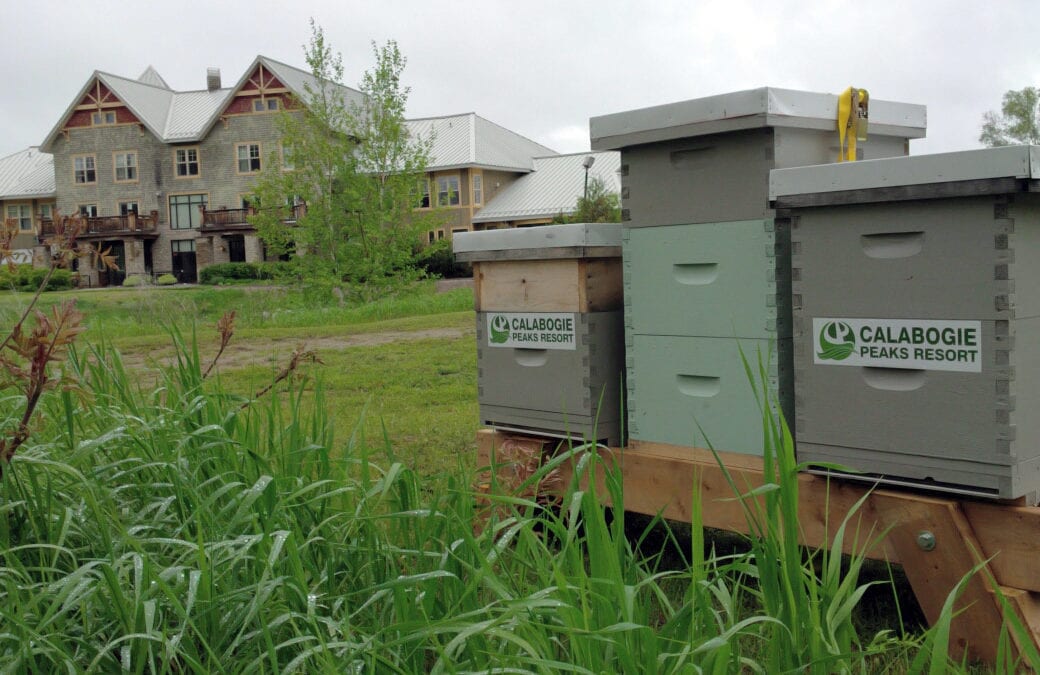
left=0, top=280, right=480, bottom=475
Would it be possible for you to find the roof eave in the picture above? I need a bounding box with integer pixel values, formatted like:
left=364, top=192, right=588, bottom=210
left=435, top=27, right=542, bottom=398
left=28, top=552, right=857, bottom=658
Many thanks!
left=40, top=73, right=101, bottom=152
left=427, top=163, right=533, bottom=173
left=0, top=191, right=57, bottom=201
left=472, top=208, right=570, bottom=224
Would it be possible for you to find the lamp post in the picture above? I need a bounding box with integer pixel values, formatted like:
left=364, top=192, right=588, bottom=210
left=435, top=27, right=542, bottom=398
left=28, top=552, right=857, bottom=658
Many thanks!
left=582, top=155, right=596, bottom=200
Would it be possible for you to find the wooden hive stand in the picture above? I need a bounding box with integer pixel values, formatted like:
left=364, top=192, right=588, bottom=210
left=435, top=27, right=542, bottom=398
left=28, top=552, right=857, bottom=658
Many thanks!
left=476, top=429, right=1040, bottom=665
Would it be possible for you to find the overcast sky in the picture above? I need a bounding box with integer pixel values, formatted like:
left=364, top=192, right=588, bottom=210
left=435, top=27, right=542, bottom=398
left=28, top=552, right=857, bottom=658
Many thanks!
left=2, top=0, right=1036, bottom=160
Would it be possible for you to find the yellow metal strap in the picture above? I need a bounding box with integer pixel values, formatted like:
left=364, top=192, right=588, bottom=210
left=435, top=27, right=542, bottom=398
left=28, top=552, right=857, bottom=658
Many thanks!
left=837, top=87, right=869, bottom=162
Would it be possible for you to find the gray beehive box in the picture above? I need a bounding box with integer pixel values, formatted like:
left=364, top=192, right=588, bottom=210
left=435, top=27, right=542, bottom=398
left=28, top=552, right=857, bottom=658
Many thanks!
left=771, top=145, right=1040, bottom=501
left=587, top=88, right=925, bottom=454
left=454, top=223, right=625, bottom=445
left=590, top=87, right=927, bottom=227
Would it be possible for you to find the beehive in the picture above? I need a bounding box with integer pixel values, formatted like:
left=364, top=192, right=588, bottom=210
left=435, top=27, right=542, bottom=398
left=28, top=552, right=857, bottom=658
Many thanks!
left=454, top=223, right=625, bottom=445
left=772, top=145, right=1040, bottom=499
left=590, top=87, right=926, bottom=453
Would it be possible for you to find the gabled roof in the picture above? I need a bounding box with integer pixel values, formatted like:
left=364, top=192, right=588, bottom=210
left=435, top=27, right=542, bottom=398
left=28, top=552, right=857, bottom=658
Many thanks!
left=406, top=113, right=557, bottom=173
left=471, top=151, right=620, bottom=223
left=137, top=66, right=170, bottom=89
left=41, top=56, right=366, bottom=151
left=0, top=147, right=55, bottom=200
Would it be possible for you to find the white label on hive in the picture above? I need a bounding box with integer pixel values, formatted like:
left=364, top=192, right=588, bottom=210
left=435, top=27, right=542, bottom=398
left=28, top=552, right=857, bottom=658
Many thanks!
left=486, top=312, right=577, bottom=351
left=812, top=318, right=983, bottom=373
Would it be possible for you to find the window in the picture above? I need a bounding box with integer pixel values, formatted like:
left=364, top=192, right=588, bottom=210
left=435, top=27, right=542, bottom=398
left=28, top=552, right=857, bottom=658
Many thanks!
left=472, top=174, right=483, bottom=204
left=171, top=239, right=196, bottom=253
left=175, top=147, right=200, bottom=177
left=38, top=204, right=53, bottom=221
left=73, top=155, right=97, bottom=184
left=92, top=111, right=117, bottom=125
left=437, top=230, right=444, bottom=240
left=428, top=231, right=435, bottom=244
left=416, top=179, right=430, bottom=208
left=437, top=176, right=460, bottom=206
left=237, top=143, right=261, bottom=174
left=6, top=204, right=31, bottom=231
left=169, top=194, right=207, bottom=230
left=253, top=98, right=279, bottom=112
left=118, top=201, right=139, bottom=216
left=280, top=144, right=294, bottom=171
left=114, top=151, right=138, bottom=182
left=79, top=204, right=98, bottom=218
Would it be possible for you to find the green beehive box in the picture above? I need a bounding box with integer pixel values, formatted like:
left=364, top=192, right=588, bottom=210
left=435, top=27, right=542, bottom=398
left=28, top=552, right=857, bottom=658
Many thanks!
left=627, top=335, right=791, bottom=453
left=623, top=219, right=790, bottom=340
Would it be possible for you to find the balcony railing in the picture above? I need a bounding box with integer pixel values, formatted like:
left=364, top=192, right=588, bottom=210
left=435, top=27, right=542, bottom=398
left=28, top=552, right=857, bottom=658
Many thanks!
left=39, top=211, right=159, bottom=239
left=200, top=203, right=307, bottom=231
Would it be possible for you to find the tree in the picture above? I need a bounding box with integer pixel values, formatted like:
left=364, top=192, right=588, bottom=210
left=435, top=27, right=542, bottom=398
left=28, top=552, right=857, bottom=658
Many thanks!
left=250, top=22, right=436, bottom=283
left=552, top=177, right=621, bottom=224
left=980, top=87, right=1040, bottom=147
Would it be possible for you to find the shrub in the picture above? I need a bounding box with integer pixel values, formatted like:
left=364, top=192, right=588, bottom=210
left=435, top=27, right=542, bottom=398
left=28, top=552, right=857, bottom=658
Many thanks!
left=156, top=273, right=178, bottom=286
left=415, top=239, right=471, bottom=279
left=122, top=275, right=146, bottom=287
left=0, top=265, right=73, bottom=292
left=199, top=262, right=279, bottom=285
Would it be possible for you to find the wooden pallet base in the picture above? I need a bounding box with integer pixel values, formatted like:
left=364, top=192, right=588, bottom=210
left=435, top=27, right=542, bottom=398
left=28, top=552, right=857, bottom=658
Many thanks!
left=476, top=429, right=1040, bottom=664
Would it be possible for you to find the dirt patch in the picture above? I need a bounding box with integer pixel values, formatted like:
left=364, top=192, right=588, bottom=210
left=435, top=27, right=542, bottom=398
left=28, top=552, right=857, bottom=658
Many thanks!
left=118, top=325, right=474, bottom=375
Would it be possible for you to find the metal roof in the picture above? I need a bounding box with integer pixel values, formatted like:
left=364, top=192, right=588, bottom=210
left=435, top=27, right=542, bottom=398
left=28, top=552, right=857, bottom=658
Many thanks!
left=406, top=113, right=557, bottom=172
left=40, top=56, right=365, bottom=150
left=137, top=66, right=171, bottom=90
left=591, top=87, right=927, bottom=150
left=471, top=151, right=620, bottom=223
left=0, top=147, right=55, bottom=200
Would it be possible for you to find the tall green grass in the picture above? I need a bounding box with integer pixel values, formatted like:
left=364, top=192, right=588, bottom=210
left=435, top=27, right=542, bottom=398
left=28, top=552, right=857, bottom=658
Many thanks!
left=0, top=332, right=1031, bottom=672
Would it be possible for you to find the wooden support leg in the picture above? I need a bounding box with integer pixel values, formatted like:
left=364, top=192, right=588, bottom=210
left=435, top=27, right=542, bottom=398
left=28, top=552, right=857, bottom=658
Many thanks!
left=870, top=494, right=1006, bottom=663
left=472, top=430, right=1040, bottom=664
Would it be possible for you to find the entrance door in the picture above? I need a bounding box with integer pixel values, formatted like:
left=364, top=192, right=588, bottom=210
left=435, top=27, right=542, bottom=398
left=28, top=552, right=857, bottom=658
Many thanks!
left=226, top=235, right=246, bottom=263
left=171, top=239, right=197, bottom=283
left=98, top=240, right=126, bottom=286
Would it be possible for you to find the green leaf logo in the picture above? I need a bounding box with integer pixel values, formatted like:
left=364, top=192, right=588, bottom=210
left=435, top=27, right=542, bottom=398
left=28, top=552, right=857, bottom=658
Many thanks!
left=489, top=315, right=510, bottom=344
left=818, top=320, right=855, bottom=361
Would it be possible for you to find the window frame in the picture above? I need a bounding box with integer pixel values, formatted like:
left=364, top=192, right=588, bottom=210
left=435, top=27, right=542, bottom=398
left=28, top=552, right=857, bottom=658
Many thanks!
left=236, top=142, right=262, bottom=175
left=38, top=203, right=53, bottom=222
left=6, top=203, right=32, bottom=231
left=437, top=175, right=460, bottom=207
left=113, top=150, right=139, bottom=183
left=73, top=154, right=97, bottom=185
left=472, top=173, right=483, bottom=205
left=174, top=147, right=200, bottom=179
left=91, top=110, right=117, bottom=126
left=78, top=204, right=98, bottom=218
left=280, top=143, right=294, bottom=171
left=253, top=98, right=280, bottom=112
left=168, top=193, right=209, bottom=230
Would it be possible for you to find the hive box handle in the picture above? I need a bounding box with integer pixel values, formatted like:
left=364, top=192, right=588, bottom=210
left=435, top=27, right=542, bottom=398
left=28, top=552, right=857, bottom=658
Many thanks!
left=673, top=263, right=719, bottom=285
left=676, top=374, right=721, bottom=397
left=514, top=349, right=549, bottom=367
left=860, top=232, right=924, bottom=259
left=861, top=367, right=926, bottom=391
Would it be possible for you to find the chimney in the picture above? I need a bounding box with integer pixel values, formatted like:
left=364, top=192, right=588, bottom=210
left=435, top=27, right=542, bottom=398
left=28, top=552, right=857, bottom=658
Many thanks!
left=206, top=68, right=221, bottom=91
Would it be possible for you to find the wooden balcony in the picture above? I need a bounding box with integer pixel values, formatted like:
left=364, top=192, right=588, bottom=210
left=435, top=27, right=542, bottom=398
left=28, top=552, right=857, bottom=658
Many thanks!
left=200, top=203, right=307, bottom=232
left=39, top=211, right=159, bottom=241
